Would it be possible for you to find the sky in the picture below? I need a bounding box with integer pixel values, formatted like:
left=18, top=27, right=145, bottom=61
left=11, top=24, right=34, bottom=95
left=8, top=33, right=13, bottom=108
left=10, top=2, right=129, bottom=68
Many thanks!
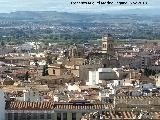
left=0, top=0, right=159, bottom=13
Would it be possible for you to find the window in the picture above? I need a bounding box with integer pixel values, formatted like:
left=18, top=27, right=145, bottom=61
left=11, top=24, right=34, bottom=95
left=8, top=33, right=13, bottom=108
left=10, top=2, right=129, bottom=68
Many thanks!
left=72, top=113, right=76, bottom=120
left=103, top=64, right=106, bottom=68
left=47, top=113, right=51, bottom=119
left=26, top=113, right=31, bottom=120
left=82, top=112, right=86, bottom=116
left=33, top=113, right=37, bottom=119
left=63, top=113, right=67, bottom=120
left=40, top=114, right=44, bottom=119
left=119, top=81, right=120, bottom=85
left=53, top=69, right=55, bottom=74
left=14, top=113, right=18, bottom=120
left=60, top=80, right=63, bottom=84
left=20, top=113, right=26, bottom=119
left=57, top=113, right=61, bottom=120
left=103, top=44, right=106, bottom=48
left=108, top=44, right=110, bottom=48
left=110, top=44, right=113, bottom=48
left=8, top=113, right=12, bottom=120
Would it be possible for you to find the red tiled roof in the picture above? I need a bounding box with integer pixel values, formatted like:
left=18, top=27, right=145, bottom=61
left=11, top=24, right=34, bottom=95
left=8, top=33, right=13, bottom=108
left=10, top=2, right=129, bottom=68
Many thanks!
left=104, top=111, right=160, bottom=119
left=116, top=96, right=160, bottom=99
left=6, top=101, right=114, bottom=110
left=6, top=101, right=54, bottom=110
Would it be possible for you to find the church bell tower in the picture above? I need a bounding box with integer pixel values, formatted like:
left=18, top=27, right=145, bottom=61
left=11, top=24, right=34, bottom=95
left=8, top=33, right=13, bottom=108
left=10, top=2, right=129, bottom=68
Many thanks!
left=101, top=34, right=114, bottom=55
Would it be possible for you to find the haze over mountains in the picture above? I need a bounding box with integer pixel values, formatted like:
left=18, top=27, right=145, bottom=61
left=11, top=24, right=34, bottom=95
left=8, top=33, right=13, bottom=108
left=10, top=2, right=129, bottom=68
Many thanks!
left=0, top=9, right=159, bottom=24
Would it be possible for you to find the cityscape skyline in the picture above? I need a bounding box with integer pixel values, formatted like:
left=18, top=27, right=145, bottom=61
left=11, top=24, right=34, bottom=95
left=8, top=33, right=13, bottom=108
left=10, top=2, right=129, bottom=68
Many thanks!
left=0, top=0, right=160, bottom=120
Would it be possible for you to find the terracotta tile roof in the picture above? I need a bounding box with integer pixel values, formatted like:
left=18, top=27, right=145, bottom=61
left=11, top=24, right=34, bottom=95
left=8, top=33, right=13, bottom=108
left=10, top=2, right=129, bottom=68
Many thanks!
left=59, top=103, right=114, bottom=110
left=104, top=111, right=160, bottom=119
left=116, top=96, right=160, bottom=100
left=6, top=101, right=114, bottom=110
left=84, top=111, right=160, bottom=119
left=6, top=101, right=54, bottom=110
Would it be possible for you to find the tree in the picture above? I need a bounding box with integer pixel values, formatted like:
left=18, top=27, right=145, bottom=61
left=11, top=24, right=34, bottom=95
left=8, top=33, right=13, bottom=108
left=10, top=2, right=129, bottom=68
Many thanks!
left=144, top=68, right=152, bottom=77
left=1, top=41, right=5, bottom=56
left=1, top=41, right=5, bottom=47
left=144, top=68, right=149, bottom=77
left=144, top=68, right=156, bottom=77
left=148, top=69, right=152, bottom=76
left=42, top=64, right=48, bottom=76
left=46, top=52, right=53, bottom=64
left=151, top=70, right=156, bottom=76
left=153, top=42, right=158, bottom=46
left=139, top=69, right=143, bottom=73
left=25, top=71, right=29, bottom=81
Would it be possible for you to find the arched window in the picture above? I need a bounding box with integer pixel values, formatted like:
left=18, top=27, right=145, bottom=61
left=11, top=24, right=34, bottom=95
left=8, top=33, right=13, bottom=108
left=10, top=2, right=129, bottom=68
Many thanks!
left=53, top=69, right=55, bottom=74
left=109, top=44, right=113, bottom=48
left=60, top=80, right=63, bottom=84
left=103, top=44, right=105, bottom=48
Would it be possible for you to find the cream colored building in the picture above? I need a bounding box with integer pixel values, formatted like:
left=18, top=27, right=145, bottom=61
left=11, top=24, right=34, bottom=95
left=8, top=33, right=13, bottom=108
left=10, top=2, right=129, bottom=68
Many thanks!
left=155, top=73, right=160, bottom=87
left=48, top=64, right=65, bottom=76
left=48, top=58, right=86, bottom=77
left=5, top=101, right=113, bottom=120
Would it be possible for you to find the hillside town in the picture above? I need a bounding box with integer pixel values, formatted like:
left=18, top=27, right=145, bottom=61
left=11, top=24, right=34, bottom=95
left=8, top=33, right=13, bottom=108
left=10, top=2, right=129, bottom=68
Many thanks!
left=0, top=34, right=159, bottom=120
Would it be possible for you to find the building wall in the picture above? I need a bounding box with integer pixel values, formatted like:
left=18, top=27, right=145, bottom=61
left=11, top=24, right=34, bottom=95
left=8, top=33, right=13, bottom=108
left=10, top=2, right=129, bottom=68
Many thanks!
left=86, top=71, right=97, bottom=85
left=141, top=56, right=151, bottom=68
left=71, top=69, right=80, bottom=77
left=87, top=68, right=121, bottom=85
left=102, top=58, right=119, bottom=68
left=0, top=89, right=5, bottom=120
left=99, top=72, right=118, bottom=80
left=116, top=97, right=160, bottom=106
left=79, top=64, right=102, bottom=84
left=155, top=74, right=160, bottom=87
left=24, top=90, right=44, bottom=102
left=48, top=68, right=64, bottom=76
left=5, top=111, right=54, bottom=120
left=5, top=110, right=93, bottom=120
left=119, top=57, right=141, bottom=69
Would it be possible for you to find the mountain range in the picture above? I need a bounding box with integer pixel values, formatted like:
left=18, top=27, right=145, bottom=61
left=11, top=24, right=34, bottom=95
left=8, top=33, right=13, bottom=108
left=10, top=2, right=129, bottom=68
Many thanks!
left=0, top=9, right=159, bottom=23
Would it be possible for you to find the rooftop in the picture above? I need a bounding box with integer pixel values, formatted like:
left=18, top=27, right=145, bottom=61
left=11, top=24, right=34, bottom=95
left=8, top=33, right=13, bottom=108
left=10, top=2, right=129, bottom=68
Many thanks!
left=82, top=111, right=160, bottom=120
left=6, top=101, right=114, bottom=110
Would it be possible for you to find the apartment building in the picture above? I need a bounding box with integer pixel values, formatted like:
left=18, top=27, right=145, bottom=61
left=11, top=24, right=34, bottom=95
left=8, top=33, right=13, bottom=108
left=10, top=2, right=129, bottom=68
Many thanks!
left=5, top=101, right=113, bottom=120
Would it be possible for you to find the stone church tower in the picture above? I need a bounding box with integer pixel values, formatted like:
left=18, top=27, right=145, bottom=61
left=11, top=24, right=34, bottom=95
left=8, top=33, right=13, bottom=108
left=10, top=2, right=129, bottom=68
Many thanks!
left=101, top=34, right=114, bottom=55
left=69, top=45, right=78, bottom=58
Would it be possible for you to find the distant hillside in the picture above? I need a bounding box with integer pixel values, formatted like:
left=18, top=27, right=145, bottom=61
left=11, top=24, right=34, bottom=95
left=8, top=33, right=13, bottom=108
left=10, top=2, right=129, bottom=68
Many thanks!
left=0, top=10, right=159, bottom=24
left=0, top=11, right=87, bottom=23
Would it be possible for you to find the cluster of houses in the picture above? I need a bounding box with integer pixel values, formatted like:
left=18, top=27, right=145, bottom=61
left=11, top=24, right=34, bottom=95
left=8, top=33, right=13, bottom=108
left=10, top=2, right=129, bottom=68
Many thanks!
left=0, top=34, right=160, bottom=120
